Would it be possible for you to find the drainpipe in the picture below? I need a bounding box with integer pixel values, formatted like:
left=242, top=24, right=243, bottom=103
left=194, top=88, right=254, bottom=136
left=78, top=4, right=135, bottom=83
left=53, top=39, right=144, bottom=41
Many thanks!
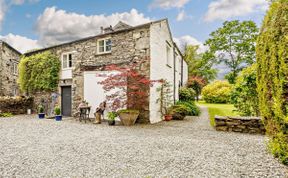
left=181, top=56, right=184, bottom=87
left=0, top=43, right=2, bottom=96
left=173, top=47, right=176, bottom=104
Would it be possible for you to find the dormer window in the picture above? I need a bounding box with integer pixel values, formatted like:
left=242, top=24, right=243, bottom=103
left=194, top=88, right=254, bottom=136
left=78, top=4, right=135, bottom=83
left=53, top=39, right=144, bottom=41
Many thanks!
left=62, top=53, right=73, bottom=69
left=98, top=38, right=112, bottom=54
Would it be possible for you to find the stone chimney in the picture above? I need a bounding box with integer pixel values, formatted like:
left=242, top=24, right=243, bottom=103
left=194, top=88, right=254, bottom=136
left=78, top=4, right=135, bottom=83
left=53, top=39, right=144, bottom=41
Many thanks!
left=103, top=25, right=114, bottom=33
left=100, top=26, right=104, bottom=34
left=100, top=25, right=114, bottom=34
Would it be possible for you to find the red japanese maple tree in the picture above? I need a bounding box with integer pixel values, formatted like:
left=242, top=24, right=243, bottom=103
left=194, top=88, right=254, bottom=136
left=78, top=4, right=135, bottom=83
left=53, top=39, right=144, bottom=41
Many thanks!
left=97, top=59, right=160, bottom=112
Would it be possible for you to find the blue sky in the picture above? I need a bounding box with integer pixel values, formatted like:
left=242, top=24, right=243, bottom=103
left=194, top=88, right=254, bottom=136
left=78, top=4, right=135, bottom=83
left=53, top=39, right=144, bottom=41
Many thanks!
left=0, top=0, right=268, bottom=53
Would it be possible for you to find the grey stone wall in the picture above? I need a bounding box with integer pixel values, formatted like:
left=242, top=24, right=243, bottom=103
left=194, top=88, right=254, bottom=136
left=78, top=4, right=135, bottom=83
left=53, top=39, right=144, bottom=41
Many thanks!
left=27, top=25, right=151, bottom=123
left=215, top=116, right=266, bottom=134
left=0, top=96, right=33, bottom=114
left=0, top=42, right=21, bottom=96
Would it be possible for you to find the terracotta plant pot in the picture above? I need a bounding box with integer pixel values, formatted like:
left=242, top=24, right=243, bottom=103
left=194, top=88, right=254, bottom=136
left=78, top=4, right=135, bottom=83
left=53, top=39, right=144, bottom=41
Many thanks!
left=164, top=115, right=173, bottom=121
left=118, top=110, right=139, bottom=126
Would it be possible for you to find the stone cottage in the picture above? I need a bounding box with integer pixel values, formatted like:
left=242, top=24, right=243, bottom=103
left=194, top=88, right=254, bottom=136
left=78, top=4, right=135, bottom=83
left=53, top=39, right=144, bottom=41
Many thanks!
left=25, top=19, right=188, bottom=124
left=0, top=41, right=21, bottom=96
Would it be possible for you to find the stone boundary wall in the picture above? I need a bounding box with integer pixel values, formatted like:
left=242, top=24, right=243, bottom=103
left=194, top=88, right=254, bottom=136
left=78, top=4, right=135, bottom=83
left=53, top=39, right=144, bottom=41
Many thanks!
left=215, top=116, right=265, bottom=134
left=0, top=97, right=33, bottom=114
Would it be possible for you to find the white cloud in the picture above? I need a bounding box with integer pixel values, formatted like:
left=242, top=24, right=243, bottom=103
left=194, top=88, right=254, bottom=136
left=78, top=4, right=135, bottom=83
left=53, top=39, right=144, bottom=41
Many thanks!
left=150, top=0, right=190, bottom=9
left=0, top=33, right=41, bottom=53
left=174, top=35, right=208, bottom=53
left=36, top=7, right=151, bottom=46
left=176, top=10, right=185, bottom=21
left=204, top=0, right=269, bottom=22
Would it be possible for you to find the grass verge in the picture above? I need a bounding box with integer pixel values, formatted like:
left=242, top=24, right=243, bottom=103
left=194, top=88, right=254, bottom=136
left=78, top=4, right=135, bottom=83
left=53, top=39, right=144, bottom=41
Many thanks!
left=196, top=101, right=239, bottom=126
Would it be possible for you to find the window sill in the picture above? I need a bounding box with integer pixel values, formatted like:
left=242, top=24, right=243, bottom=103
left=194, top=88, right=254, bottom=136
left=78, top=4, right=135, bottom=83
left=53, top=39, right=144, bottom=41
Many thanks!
left=95, top=52, right=112, bottom=56
left=62, top=68, right=73, bottom=71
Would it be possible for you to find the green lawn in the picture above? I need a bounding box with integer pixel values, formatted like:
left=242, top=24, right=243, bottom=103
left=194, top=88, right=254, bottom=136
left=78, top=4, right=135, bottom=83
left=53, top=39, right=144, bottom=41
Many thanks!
left=197, top=101, right=239, bottom=126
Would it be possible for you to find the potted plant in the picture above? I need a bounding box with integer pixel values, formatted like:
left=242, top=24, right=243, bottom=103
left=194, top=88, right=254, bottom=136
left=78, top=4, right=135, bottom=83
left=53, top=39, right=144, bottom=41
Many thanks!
left=163, top=107, right=173, bottom=121
left=38, top=104, right=45, bottom=119
left=107, top=111, right=117, bottom=126
left=54, top=106, right=62, bottom=121
left=117, top=109, right=140, bottom=126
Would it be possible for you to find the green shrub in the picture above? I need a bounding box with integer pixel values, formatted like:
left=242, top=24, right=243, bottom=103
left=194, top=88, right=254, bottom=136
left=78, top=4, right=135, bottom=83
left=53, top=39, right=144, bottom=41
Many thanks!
left=202, top=80, right=232, bottom=103
left=231, top=64, right=259, bottom=116
left=170, top=101, right=201, bottom=120
left=0, top=112, right=13, bottom=117
left=107, top=112, right=118, bottom=120
left=54, top=106, right=61, bottom=115
left=176, top=101, right=201, bottom=116
left=38, top=105, right=44, bottom=113
left=179, top=87, right=195, bottom=101
left=256, top=0, right=288, bottom=165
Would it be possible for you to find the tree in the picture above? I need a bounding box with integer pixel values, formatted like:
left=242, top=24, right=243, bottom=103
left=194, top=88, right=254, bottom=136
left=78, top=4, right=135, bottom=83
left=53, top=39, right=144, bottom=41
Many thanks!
left=256, top=0, right=288, bottom=165
left=183, top=44, right=217, bottom=100
left=205, top=20, right=259, bottom=84
left=97, top=57, right=159, bottom=112
left=231, top=64, right=259, bottom=116
left=187, top=76, right=206, bottom=101
left=184, top=45, right=217, bottom=82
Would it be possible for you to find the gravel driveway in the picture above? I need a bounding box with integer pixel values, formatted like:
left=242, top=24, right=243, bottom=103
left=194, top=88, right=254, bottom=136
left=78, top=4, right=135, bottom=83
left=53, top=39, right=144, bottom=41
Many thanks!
left=0, top=107, right=287, bottom=178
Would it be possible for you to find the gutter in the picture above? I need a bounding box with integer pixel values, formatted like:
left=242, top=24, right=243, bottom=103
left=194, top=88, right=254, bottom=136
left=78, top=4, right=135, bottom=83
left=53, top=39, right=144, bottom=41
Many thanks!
left=173, top=46, right=176, bottom=104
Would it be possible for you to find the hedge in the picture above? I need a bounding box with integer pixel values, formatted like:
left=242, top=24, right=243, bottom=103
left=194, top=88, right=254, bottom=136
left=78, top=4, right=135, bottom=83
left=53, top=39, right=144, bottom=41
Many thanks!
left=256, top=0, right=288, bottom=165
left=202, top=80, right=232, bottom=103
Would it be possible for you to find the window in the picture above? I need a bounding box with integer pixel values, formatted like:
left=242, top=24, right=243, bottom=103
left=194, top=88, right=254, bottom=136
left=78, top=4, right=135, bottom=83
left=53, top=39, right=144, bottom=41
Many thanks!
left=13, top=87, right=17, bottom=96
left=12, top=62, right=18, bottom=74
left=175, top=53, right=179, bottom=72
left=62, top=53, right=73, bottom=69
left=166, top=45, right=172, bottom=67
left=98, top=38, right=112, bottom=54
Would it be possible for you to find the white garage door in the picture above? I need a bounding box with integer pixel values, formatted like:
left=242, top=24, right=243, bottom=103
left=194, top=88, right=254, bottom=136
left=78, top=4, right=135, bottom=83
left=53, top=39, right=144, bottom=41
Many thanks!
left=83, top=71, right=125, bottom=118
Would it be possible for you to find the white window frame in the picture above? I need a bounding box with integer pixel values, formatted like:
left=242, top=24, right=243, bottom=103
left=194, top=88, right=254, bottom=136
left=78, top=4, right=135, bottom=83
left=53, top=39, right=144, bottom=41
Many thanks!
left=175, top=52, right=179, bottom=72
left=13, top=87, right=17, bottom=96
left=61, top=52, right=74, bottom=70
left=166, top=43, right=172, bottom=67
left=13, top=62, right=18, bottom=75
left=97, top=37, right=112, bottom=54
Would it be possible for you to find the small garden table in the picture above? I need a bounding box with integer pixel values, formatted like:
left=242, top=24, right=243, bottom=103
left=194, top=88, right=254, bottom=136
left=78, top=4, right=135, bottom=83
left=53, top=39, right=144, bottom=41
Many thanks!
left=79, top=106, right=91, bottom=123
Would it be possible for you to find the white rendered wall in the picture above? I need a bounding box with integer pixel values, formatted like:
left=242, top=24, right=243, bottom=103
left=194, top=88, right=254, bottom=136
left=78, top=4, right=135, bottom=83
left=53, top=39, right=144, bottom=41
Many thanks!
left=183, top=60, right=188, bottom=86
left=83, top=71, right=125, bottom=119
left=149, top=20, right=181, bottom=124
left=61, top=69, right=72, bottom=79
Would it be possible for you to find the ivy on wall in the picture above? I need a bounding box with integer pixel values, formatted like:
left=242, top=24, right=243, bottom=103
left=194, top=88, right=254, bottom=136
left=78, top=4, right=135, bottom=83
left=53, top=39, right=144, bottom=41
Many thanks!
left=256, top=0, right=288, bottom=164
left=18, top=52, right=61, bottom=94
